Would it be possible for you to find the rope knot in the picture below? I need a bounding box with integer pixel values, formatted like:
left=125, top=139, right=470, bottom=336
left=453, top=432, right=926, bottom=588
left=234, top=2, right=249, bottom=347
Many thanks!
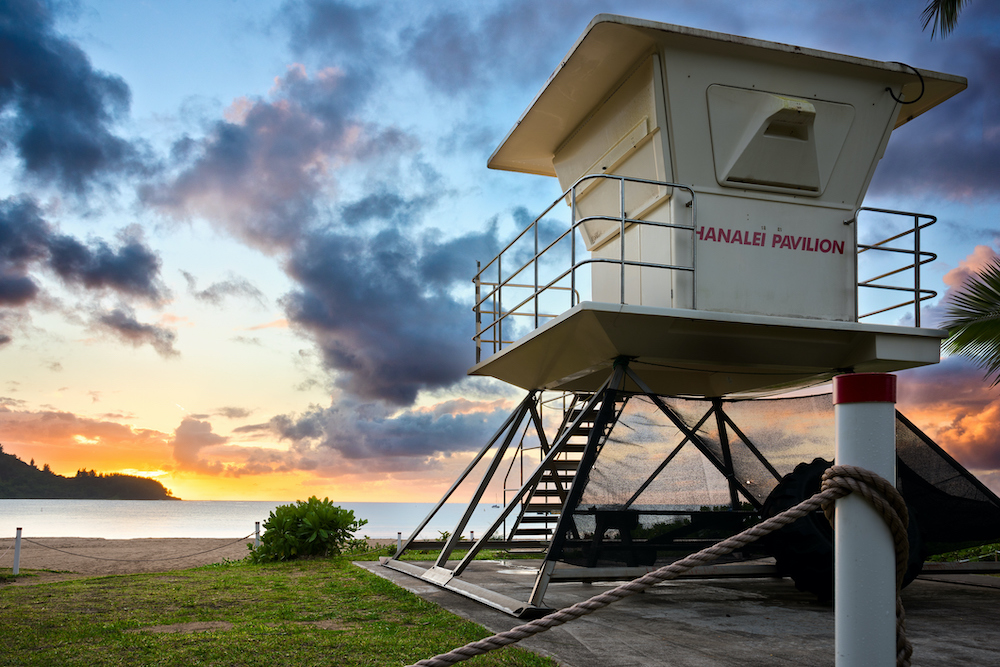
left=819, top=464, right=913, bottom=667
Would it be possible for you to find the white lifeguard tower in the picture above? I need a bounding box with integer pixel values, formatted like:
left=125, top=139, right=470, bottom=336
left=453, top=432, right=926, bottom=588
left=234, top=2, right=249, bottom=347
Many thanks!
left=385, top=15, right=967, bottom=650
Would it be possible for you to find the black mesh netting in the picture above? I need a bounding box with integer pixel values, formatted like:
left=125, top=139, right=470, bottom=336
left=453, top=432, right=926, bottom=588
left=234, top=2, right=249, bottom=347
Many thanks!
left=550, top=392, right=1000, bottom=567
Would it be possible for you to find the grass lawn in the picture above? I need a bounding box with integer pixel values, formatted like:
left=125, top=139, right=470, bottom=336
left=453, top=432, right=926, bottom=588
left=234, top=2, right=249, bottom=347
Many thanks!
left=0, top=558, right=556, bottom=667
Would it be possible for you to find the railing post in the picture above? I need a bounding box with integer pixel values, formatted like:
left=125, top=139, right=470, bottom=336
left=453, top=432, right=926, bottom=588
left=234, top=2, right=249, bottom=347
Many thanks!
left=913, top=214, right=921, bottom=327
left=255, top=521, right=260, bottom=548
left=534, top=220, right=539, bottom=329
left=571, top=187, right=577, bottom=308
left=620, top=177, right=626, bottom=304
left=397, top=532, right=402, bottom=555
left=475, top=261, right=482, bottom=363
left=497, top=255, right=502, bottom=354
left=13, top=527, right=21, bottom=576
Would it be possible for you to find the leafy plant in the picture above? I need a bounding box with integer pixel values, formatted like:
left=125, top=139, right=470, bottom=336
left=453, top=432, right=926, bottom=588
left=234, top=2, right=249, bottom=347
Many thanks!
left=941, top=257, right=1000, bottom=386
left=247, top=497, right=367, bottom=563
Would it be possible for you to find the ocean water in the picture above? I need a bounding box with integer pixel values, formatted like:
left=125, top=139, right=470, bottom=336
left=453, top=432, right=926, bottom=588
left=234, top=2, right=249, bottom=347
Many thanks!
left=0, top=499, right=506, bottom=540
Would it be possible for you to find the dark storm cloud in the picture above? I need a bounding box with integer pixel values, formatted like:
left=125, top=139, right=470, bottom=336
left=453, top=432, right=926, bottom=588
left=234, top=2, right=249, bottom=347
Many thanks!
left=271, top=397, right=511, bottom=461
left=283, top=219, right=499, bottom=405
left=48, top=232, right=166, bottom=302
left=181, top=270, right=266, bottom=306
left=0, top=196, right=168, bottom=347
left=0, top=0, right=151, bottom=193
left=96, top=307, right=177, bottom=357
left=0, top=196, right=48, bottom=306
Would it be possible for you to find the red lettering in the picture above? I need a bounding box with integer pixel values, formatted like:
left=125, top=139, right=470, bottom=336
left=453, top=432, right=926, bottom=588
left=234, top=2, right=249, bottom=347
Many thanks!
left=772, top=234, right=783, bottom=248
left=819, top=239, right=832, bottom=253
left=696, top=226, right=705, bottom=240
left=731, top=230, right=742, bottom=244
left=754, top=232, right=763, bottom=246
left=833, top=240, right=844, bottom=254
left=780, top=236, right=792, bottom=249
left=706, top=227, right=717, bottom=242
left=791, top=237, right=802, bottom=250
left=805, top=238, right=815, bottom=252
left=718, top=228, right=731, bottom=243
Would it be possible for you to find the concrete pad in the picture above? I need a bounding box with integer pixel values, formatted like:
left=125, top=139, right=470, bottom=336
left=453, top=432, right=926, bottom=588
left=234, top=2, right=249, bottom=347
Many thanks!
left=356, top=559, right=1000, bottom=666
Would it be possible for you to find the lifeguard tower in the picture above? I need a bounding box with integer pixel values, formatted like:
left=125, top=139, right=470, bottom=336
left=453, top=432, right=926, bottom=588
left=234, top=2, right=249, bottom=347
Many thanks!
left=384, top=15, right=971, bottom=633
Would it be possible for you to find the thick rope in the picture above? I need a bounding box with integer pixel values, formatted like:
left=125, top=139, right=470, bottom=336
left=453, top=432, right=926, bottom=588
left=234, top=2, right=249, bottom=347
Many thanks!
left=408, top=464, right=912, bottom=667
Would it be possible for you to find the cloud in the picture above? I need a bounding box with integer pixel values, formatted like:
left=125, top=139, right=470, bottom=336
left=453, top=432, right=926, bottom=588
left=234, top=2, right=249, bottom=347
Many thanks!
left=910, top=245, right=1000, bottom=329
left=870, top=33, right=1000, bottom=199
left=48, top=229, right=168, bottom=303
left=95, top=306, right=178, bottom=357
left=170, top=418, right=227, bottom=473
left=169, top=416, right=316, bottom=476
left=0, top=0, right=152, bottom=193
left=0, top=196, right=169, bottom=346
left=898, top=357, right=1000, bottom=475
left=0, top=196, right=49, bottom=306
left=182, top=270, right=266, bottom=306
left=282, top=219, right=500, bottom=405
left=271, top=396, right=513, bottom=465
left=0, top=404, right=163, bottom=448
left=280, top=0, right=378, bottom=63
left=142, top=63, right=410, bottom=248
left=216, top=406, right=252, bottom=419
left=399, top=2, right=597, bottom=96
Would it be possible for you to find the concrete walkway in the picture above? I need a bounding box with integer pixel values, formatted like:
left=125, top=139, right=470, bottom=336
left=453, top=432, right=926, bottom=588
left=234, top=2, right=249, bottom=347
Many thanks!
left=357, top=559, right=1000, bottom=666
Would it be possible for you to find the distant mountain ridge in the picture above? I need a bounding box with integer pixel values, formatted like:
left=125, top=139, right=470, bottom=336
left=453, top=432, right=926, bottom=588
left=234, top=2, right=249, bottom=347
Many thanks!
left=0, top=445, right=178, bottom=500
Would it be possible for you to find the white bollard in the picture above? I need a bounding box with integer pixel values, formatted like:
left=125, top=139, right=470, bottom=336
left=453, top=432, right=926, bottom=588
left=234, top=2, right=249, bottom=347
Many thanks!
left=13, top=527, right=21, bottom=576
left=470, top=530, right=475, bottom=542
left=397, top=532, right=402, bottom=554
left=833, top=373, right=897, bottom=667
left=255, top=521, right=261, bottom=548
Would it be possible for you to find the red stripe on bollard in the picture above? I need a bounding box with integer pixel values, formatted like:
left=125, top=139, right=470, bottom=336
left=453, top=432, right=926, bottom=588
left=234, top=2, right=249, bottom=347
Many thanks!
left=833, top=373, right=896, bottom=404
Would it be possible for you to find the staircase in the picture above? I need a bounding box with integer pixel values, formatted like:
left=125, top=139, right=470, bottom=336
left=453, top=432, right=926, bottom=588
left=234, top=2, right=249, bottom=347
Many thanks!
left=505, top=394, right=623, bottom=549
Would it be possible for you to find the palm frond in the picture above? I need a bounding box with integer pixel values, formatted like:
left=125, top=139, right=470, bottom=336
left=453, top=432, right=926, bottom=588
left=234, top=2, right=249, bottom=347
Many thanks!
left=941, top=258, right=1000, bottom=386
left=921, top=0, right=969, bottom=39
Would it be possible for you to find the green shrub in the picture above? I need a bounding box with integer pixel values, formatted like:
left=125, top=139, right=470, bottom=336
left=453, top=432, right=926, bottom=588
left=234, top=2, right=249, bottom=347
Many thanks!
left=248, top=497, right=367, bottom=563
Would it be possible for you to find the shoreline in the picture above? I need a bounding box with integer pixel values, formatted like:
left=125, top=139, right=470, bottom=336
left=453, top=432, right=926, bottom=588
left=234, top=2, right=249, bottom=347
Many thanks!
left=0, top=537, right=396, bottom=586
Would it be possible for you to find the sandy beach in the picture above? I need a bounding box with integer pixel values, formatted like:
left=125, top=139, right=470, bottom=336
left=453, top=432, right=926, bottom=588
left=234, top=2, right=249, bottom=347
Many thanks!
left=0, top=537, right=394, bottom=585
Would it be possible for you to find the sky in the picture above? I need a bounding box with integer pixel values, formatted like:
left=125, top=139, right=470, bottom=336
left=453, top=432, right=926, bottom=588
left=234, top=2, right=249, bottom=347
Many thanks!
left=0, top=0, right=999, bottom=502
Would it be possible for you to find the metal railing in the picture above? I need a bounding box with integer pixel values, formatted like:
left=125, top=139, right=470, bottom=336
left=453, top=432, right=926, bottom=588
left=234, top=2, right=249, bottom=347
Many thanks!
left=473, top=174, right=697, bottom=362
left=855, top=207, right=937, bottom=327
left=473, top=183, right=938, bottom=362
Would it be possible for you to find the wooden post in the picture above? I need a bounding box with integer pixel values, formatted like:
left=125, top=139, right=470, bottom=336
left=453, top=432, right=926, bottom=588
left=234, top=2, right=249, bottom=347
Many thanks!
left=13, top=527, right=21, bottom=576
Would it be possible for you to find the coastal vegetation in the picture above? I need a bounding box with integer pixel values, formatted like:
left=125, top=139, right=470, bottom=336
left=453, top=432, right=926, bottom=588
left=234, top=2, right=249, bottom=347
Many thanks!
left=0, top=558, right=554, bottom=666
left=0, top=445, right=176, bottom=500
left=247, top=496, right=366, bottom=563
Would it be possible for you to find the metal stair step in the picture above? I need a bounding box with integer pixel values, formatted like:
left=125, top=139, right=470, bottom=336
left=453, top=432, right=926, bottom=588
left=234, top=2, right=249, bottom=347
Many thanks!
left=519, top=515, right=561, bottom=523
left=547, top=460, right=581, bottom=471
left=513, top=527, right=554, bottom=536
left=524, top=503, right=563, bottom=512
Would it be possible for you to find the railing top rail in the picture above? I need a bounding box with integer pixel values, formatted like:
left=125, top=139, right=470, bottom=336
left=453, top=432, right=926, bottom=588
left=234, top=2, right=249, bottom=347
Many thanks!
left=472, top=173, right=695, bottom=282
